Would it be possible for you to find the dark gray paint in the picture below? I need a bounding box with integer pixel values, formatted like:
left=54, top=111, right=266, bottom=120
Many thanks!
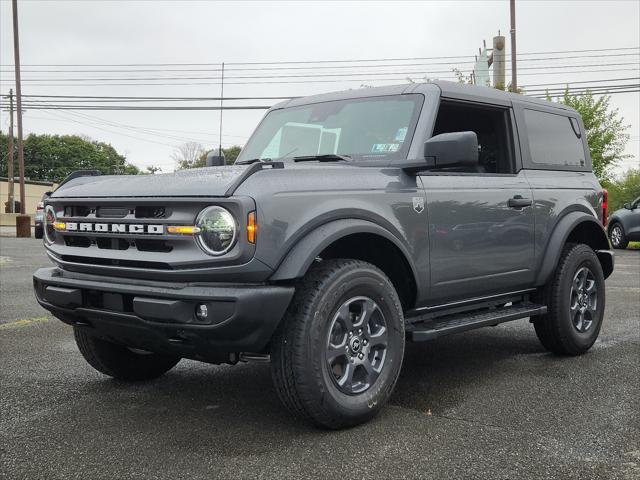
left=45, top=81, right=612, bottom=311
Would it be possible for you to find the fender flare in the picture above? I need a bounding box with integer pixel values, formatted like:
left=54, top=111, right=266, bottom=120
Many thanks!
left=535, top=211, right=612, bottom=285
left=269, top=218, right=419, bottom=284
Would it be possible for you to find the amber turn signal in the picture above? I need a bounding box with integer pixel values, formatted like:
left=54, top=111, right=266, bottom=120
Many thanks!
left=247, top=211, right=257, bottom=244
left=52, top=222, right=66, bottom=231
left=167, top=225, right=201, bottom=235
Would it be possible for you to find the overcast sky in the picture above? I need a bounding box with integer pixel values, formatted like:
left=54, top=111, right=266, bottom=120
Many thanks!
left=1, top=0, right=638, bottom=174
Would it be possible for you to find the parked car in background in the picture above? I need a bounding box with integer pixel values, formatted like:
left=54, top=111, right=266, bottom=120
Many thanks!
left=608, top=197, right=640, bottom=249
left=34, top=192, right=52, bottom=239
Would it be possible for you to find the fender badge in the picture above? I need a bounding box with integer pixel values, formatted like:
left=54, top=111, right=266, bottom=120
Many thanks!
left=412, top=197, right=425, bottom=213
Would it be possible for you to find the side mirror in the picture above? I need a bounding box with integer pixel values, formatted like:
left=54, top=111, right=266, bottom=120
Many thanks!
left=424, top=131, right=479, bottom=169
left=623, top=202, right=631, bottom=210
left=400, top=131, right=479, bottom=174
left=206, top=151, right=225, bottom=167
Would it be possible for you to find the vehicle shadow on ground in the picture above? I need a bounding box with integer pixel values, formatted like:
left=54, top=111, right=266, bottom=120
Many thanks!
left=70, top=323, right=551, bottom=445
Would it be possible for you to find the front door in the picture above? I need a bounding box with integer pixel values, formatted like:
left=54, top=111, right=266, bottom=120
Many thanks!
left=420, top=100, right=535, bottom=303
left=421, top=172, right=535, bottom=303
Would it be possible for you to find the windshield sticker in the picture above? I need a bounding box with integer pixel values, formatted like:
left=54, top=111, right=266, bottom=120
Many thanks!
left=371, top=143, right=400, bottom=153
left=395, top=127, right=408, bottom=142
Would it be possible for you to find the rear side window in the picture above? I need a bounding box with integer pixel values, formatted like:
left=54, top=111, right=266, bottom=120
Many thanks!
left=523, top=109, right=586, bottom=167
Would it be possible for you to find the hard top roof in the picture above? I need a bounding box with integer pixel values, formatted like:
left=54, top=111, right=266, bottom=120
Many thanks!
left=272, top=80, right=575, bottom=113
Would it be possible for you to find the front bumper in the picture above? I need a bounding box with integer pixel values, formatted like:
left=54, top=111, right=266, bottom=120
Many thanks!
left=33, top=267, right=294, bottom=362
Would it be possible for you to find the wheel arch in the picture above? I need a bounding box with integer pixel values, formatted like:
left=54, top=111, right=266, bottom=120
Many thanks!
left=269, top=218, right=419, bottom=310
left=535, top=212, right=613, bottom=285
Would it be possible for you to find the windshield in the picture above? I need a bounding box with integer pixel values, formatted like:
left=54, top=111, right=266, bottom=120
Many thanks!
left=236, top=94, right=423, bottom=163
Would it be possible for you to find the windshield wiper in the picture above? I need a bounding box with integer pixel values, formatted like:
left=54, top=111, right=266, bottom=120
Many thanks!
left=293, top=154, right=351, bottom=163
left=236, top=158, right=271, bottom=165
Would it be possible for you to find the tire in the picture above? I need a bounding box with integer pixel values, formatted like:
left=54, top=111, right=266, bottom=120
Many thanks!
left=34, top=225, right=43, bottom=239
left=532, top=244, right=605, bottom=356
left=74, top=328, right=180, bottom=380
left=608, top=222, right=628, bottom=249
left=270, top=259, right=405, bottom=429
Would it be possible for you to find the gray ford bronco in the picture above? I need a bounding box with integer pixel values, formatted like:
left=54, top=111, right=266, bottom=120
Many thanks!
left=34, top=81, right=613, bottom=429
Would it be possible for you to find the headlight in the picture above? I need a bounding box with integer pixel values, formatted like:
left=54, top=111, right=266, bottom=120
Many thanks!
left=44, top=205, right=57, bottom=244
left=195, top=206, right=237, bottom=256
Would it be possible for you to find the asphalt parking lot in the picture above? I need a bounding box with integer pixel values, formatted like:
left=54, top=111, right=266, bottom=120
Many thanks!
left=1, top=237, right=638, bottom=480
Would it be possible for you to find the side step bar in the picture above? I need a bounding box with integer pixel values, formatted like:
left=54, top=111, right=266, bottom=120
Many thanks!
left=406, top=302, right=547, bottom=342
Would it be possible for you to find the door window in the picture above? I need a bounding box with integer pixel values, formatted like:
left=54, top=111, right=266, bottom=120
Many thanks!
left=431, top=101, right=515, bottom=174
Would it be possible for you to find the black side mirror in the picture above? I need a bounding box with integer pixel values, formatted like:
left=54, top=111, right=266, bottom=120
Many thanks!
left=424, top=131, right=479, bottom=169
left=206, top=151, right=225, bottom=167
left=400, top=131, right=479, bottom=174
left=623, top=202, right=631, bottom=210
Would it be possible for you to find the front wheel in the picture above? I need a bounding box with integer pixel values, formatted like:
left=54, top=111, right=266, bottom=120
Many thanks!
left=532, top=244, right=605, bottom=356
left=74, top=328, right=180, bottom=380
left=271, top=259, right=405, bottom=429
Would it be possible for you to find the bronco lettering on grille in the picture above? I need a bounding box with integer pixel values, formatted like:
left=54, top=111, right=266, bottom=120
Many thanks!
left=65, top=223, right=164, bottom=234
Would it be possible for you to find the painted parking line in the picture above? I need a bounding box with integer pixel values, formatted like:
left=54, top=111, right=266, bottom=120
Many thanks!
left=0, top=316, right=49, bottom=330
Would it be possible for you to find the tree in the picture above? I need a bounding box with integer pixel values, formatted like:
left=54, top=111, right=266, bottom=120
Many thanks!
left=145, top=165, right=162, bottom=174
left=176, top=145, right=243, bottom=169
left=221, top=145, right=241, bottom=165
left=602, top=168, right=640, bottom=212
left=171, top=142, right=206, bottom=170
left=548, top=90, right=630, bottom=181
left=0, top=132, right=138, bottom=182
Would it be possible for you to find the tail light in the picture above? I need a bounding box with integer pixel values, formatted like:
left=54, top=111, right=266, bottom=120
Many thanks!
left=602, top=189, right=608, bottom=226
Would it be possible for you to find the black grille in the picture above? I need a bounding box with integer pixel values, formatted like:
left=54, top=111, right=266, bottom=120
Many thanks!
left=135, top=239, right=172, bottom=253
left=135, top=206, right=167, bottom=218
left=64, top=206, right=91, bottom=217
left=96, top=237, right=129, bottom=250
left=65, top=236, right=91, bottom=248
left=96, top=206, right=129, bottom=218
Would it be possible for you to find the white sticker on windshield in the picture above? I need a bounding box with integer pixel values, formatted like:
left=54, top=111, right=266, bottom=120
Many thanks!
left=395, top=127, right=408, bottom=142
left=371, top=143, right=400, bottom=153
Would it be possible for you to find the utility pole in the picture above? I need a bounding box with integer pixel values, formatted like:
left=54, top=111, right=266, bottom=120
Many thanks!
left=510, top=0, right=518, bottom=91
left=7, top=90, right=15, bottom=213
left=219, top=62, right=225, bottom=160
left=12, top=0, right=29, bottom=236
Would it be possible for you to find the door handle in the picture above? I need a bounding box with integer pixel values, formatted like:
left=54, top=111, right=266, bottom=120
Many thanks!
left=508, top=195, right=532, bottom=209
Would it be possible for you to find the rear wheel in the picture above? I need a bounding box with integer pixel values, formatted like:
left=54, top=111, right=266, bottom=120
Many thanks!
left=34, top=225, right=43, bottom=239
left=608, top=223, right=628, bottom=249
left=532, top=244, right=605, bottom=356
left=74, top=328, right=180, bottom=380
left=270, top=259, right=405, bottom=429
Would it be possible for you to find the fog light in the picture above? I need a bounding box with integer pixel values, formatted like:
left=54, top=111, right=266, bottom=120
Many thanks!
left=195, top=303, right=208, bottom=321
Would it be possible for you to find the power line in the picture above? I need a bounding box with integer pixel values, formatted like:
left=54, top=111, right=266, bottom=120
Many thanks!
left=3, top=62, right=638, bottom=82
left=1, top=52, right=638, bottom=74
left=4, top=78, right=637, bottom=100
left=11, top=83, right=639, bottom=106
left=1, top=46, right=637, bottom=67
left=4, top=68, right=640, bottom=87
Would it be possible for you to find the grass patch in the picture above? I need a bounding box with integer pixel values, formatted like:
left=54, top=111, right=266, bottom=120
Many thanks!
left=628, top=242, right=640, bottom=250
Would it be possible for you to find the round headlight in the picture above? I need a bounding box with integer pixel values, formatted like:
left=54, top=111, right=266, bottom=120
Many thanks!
left=195, top=206, right=237, bottom=256
left=44, top=205, right=57, bottom=244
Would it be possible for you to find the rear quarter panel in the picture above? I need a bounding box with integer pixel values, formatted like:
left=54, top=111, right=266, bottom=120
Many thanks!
left=523, top=169, right=603, bottom=266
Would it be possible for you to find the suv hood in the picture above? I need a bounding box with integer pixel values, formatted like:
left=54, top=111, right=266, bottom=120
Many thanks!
left=51, top=165, right=252, bottom=198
